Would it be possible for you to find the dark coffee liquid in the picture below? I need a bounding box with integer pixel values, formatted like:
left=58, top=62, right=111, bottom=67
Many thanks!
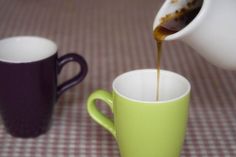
left=153, top=4, right=202, bottom=101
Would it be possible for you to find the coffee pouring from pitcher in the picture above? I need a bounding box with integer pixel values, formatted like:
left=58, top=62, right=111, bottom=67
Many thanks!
left=153, top=0, right=236, bottom=70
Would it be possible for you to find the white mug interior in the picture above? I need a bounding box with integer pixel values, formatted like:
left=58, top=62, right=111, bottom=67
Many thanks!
left=0, top=36, right=57, bottom=63
left=113, top=69, right=191, bottom=103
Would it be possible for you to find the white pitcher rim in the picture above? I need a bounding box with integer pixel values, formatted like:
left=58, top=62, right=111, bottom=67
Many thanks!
left=153, top=0, right=210, bottom=41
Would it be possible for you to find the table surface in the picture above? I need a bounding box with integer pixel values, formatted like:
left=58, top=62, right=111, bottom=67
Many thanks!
left=0, top=0, right=236, bottom=156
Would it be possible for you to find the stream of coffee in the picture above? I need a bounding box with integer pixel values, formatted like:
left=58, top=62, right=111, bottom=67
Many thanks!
left=153, top=1, right=202, bottom=101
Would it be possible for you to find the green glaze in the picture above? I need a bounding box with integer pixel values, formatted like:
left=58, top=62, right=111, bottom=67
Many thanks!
left=87, top=90, right=190, bottom=157
left=87, top=90, right=115, bottom=137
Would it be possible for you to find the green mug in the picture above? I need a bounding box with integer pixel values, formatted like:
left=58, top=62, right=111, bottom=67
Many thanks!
left=87, top=69, right=191, bottom=157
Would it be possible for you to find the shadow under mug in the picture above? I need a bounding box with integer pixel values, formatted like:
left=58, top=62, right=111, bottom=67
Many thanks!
left=87, top=69, right=191, bottom=157
left=0, top=36, right=88, bottom=138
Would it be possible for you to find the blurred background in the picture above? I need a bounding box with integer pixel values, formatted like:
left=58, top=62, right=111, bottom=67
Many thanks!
left=0, top=0, right=236, bottom=156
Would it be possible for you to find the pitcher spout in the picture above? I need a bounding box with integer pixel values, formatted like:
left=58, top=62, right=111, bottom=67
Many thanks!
left=153, top=0, right=236, bottom=70
left=153, top=0, right=204, bottom=41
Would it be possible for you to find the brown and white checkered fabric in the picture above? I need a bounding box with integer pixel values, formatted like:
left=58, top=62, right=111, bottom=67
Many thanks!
left=0, top=0, right=236, bottom=156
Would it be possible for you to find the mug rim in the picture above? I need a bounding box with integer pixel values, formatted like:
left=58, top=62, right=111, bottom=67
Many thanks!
left=112, top=69, right=191, bottom=104
left=0, top=36, right=58, bottom=63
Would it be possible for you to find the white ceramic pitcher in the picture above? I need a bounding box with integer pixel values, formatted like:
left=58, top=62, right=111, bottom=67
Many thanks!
left=153, top=0, right=236, bottom=70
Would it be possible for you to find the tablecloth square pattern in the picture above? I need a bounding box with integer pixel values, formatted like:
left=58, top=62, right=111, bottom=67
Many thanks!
left=0, top=0, right=236, bottom=156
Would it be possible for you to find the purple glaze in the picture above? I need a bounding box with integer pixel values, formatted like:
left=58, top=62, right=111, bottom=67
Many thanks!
left=0, top=53, right=87, bottom=138
left=57, top=53, right=88, bottom=97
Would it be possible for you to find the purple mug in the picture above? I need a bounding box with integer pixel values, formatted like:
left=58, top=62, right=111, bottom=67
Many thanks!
left=0, top=36, right=88, bottom=138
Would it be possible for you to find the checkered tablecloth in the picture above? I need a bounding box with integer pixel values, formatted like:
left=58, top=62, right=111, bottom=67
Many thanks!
left=0, top=0, right=236, bottom=156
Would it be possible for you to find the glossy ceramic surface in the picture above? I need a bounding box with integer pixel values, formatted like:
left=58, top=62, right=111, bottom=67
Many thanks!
left=87, top=69, right=190, bottom=157
left=0, top=36, right=88, bottom=138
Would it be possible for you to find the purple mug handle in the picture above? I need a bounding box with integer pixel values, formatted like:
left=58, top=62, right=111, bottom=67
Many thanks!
left=57, top=53, right=88, bottom=98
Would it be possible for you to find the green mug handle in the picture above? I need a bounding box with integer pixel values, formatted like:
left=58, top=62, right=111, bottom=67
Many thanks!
left=87, top=90, right=116, bottom=138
